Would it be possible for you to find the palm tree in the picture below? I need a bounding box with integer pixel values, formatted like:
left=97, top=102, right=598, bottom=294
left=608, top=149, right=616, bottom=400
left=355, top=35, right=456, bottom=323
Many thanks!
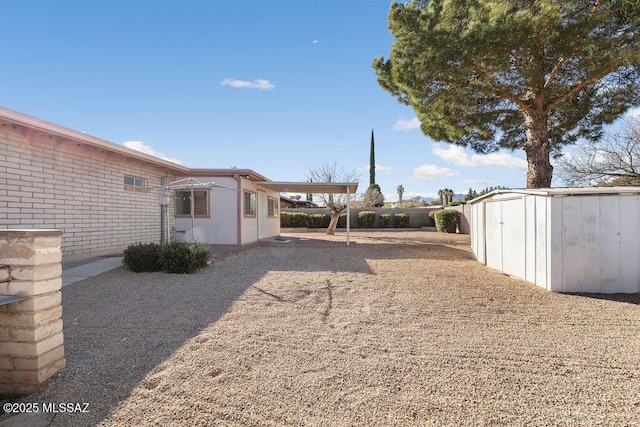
left=396, top=184, right=404, bottom=204
left=438, top=189, right=445, bottom=206
left=447, top=189, right=454, bottom=206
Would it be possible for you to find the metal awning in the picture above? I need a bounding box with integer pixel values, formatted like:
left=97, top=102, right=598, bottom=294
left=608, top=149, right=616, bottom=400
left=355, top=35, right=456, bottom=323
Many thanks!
left=255, top=181, right=358, bottom=194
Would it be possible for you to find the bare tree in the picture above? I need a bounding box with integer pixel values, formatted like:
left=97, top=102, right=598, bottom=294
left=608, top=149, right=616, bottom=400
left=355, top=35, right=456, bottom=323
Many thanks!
left=307, top=162, right=360, bottom=235
left=556, top=118, right=640, bottom=187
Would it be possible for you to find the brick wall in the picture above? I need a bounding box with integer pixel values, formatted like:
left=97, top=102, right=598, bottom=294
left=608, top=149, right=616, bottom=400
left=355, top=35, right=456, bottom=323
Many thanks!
left=0, top=125, right=176, bottom=262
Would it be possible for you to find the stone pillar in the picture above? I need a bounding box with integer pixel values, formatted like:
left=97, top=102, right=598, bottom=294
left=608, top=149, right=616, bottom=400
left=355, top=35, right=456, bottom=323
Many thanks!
left=0, top=230, right=65, bottom=396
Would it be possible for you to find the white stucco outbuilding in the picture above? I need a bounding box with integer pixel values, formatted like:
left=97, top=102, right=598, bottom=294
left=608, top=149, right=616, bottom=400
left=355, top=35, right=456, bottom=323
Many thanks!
left=470, top=187, right=640, bottom=294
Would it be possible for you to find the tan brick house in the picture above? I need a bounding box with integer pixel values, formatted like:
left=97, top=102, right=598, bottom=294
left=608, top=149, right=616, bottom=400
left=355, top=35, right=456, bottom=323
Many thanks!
left=0, top=107, right=281, bottom=262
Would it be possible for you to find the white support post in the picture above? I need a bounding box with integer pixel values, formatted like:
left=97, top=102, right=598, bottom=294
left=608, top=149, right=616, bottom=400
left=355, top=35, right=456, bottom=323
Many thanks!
left=346, top=186, right=351, bottom=246
left=190, top=186, right=195, bottom=242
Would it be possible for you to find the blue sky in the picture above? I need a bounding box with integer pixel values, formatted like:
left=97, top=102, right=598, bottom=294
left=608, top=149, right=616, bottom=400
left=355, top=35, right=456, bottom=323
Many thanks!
left=2, top=1, right=637, bottom=201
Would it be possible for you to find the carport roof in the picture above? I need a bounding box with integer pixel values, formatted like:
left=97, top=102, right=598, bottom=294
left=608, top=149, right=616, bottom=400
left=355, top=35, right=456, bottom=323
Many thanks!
left=256, top=181, right=359, bottom=194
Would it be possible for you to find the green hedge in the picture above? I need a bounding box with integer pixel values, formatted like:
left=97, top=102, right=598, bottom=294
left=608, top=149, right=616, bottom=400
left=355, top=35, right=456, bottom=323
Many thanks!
left=380, top=213, right=391, bottom=228
left=307, top=213, right=331, bottom=228
left=358, top=211, right=376, bottom=228
left=395, top=213, right=410, bottom=228
left=280, top=212, right=309, bottom=228
left=123, top=241, right=210, bottom=274
left=337, top=213, right=348, bottom=228
left=434, top=209, right=460, bottom=233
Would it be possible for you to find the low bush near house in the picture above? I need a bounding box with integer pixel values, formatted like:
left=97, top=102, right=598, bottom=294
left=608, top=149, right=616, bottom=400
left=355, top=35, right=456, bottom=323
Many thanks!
left=358, top=211, right=376, bottom=228
left=162, top=241, right=210, bottom=274
left=123, top=241, right=210, bottom=274
left=434, top=209, right=460, bottom=233
left=308, top=213, right=331, bottom=228
left=380, top=213, right=391, bottom=228
left=395, top=213, right=410, bottom=228
left=123, top=243, right=162, bottom=272
left=281, top=212, right=309, bottom=228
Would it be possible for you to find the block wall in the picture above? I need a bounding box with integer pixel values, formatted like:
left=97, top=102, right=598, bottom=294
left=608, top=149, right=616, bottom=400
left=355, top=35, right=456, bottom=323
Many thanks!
left=0, top=229, right=65, bottom=396
left=0, top=125, right=176, bottom=262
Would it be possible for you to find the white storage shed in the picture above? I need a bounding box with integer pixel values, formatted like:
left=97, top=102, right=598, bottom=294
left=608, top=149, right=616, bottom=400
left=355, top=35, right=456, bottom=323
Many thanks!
left=470, top=188, right=640, bottom=293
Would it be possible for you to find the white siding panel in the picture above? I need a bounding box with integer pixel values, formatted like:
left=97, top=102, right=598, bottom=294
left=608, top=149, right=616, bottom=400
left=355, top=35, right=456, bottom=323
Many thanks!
left=524, top=195, right=537, bottom=284
left=599, top=196, right=620, bottom=293
left=535, top=196, right=548, bottom=289
left=501, top=198, right=526, bottom=279
left=580, top=197, right=601, bottom=293
left=560, top=197, right=582, bottom=292
left=619, top=195, right=640, bottom=293
left=548, top=197, right=563, bottom=291
left=471, top=203, right=486, bottom=263
left=485, top=201, right=503, bottom=272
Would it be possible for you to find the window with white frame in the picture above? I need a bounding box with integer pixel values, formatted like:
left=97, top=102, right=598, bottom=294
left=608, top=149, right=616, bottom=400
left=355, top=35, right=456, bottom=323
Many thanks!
left=124, top=175, right=146, bottom=188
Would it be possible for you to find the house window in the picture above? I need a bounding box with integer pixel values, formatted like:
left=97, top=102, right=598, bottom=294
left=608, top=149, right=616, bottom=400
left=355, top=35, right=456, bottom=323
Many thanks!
left=124, top=175, right=146, bottom=188
left=244, top=191, right=256, bottom=216
left=268, top=197, right=278, bottom=217
left=175, top=190, right=209, bottom=216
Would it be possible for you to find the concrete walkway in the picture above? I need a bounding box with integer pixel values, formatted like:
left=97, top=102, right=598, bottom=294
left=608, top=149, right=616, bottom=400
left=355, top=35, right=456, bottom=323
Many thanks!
left=62, top=257, right=123, bottom=287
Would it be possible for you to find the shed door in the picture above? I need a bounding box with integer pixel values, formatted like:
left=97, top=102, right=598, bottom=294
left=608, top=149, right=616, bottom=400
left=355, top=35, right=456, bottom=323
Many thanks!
left=484, top=198, right=526, bottom=279
left=258, top=191, right=268, bottom=239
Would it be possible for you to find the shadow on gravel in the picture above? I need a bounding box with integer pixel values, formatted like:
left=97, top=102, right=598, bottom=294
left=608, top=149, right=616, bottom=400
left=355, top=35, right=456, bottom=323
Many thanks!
left=0, top=238, right=473, bottom=426
left=567, top=292, right=640, bottom=305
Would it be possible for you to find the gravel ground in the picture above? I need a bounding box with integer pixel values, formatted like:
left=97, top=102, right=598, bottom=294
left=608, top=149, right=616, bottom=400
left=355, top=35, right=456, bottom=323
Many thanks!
left=2, top=231, right=640, bottom=426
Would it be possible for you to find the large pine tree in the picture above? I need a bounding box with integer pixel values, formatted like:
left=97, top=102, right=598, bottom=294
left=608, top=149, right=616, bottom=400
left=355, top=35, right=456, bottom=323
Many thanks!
left=374, top=1, right=640, bottom=188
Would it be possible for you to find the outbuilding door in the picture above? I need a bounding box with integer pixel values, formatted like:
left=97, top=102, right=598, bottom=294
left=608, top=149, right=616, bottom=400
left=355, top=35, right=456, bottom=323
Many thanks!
left=258, top=191, right=268, bottom=239
left=484, top=198, right=526, bottom=279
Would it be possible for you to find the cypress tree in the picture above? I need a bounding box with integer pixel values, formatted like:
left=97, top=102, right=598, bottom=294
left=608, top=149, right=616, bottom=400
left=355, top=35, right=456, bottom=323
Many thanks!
left=369, top=129, right=375, bottom=186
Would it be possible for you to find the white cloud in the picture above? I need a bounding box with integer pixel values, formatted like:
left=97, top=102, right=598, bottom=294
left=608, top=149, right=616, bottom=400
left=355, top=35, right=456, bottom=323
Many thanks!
left=123, top=141, right=183, bottom=165
left=221, top=78, right=275, bottom=90
left=464, top=178, right=497, bottom=186
left=393, top=117, right=420, bottom=131
left=312, top=40, right=319, bottom=44
left=358, top=164, right=394, bottom=175
left=432, top=143, right=527, bottom=169
left=628, top=107, right=640, bottom=119
left=411, top=164, right=458, bottom=182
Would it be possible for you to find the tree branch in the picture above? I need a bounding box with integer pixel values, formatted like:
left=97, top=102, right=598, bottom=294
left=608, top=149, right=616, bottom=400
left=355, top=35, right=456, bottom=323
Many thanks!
left=548, top=63, right=621, bottom=109
left=470, top=64, right=529, bottom=112
left=544, top=57, right=564, bottom=88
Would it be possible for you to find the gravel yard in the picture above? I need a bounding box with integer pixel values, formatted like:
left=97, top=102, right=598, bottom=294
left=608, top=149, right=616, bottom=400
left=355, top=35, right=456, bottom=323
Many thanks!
left=2, top=231, right=640, bottom=426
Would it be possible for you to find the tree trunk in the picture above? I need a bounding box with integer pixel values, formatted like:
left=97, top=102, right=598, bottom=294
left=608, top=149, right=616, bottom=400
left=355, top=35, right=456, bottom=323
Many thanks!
left=326, top=211, right=340, bottom=235
left=524, top=110, right=553, bottom=188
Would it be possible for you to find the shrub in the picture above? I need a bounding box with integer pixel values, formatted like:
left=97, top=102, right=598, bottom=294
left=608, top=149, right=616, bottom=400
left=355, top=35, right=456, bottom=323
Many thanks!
left=380, top=213, right=391, bottom=228
left=123, top=243, right=162, bottom=272
left=395, top=213, right=410, bottom=228
left=281, top=212, right=309, bottom=228
left=307, top=213, right=331, bottom=228
left=434, top=209, right=460, bottom=233
left=358, top=211, right=376, bottom=228
left=337, top=213, right=348, bottom=228
left=162, top=241, right=210, bottom=274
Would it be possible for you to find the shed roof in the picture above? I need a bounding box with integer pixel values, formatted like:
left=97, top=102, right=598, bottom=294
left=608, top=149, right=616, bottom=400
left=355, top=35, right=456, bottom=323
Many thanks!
left=469, top=187, right=640, bottom=204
